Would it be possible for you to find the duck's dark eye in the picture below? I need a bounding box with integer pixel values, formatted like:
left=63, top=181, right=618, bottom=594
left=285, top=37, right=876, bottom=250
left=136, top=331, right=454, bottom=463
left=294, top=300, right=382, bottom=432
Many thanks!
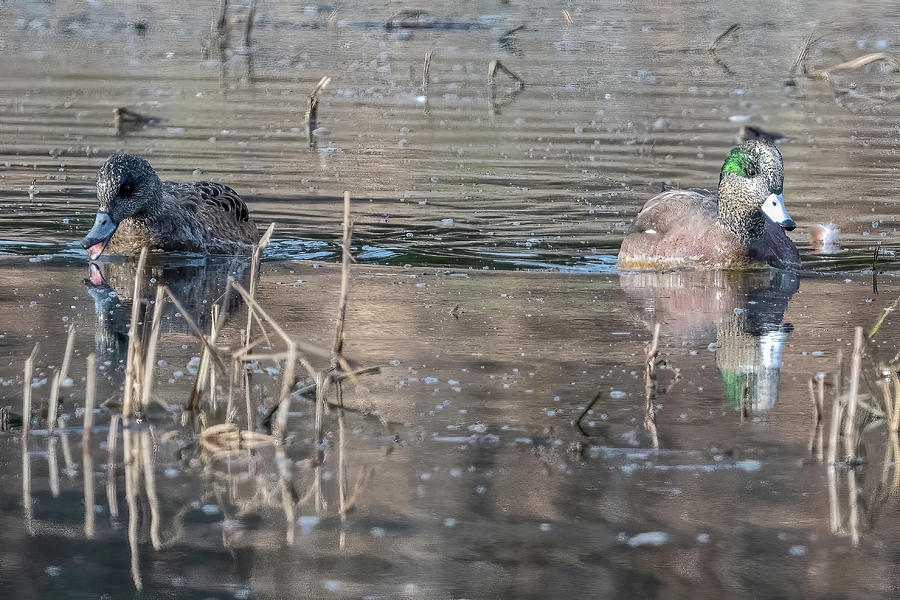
left=119, top=181, right=134, bottom=197
left=745, top=166, right=757, bottom=178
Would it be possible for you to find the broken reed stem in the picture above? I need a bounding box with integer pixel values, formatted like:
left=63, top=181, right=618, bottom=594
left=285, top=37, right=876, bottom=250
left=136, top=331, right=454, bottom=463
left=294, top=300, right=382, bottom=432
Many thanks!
left=245, top=222, right=275, bottom=341
left=190, top=296, right=225, bottom=412
left=647, top=323, right=660, bottom=365
left=106, top=413, right=120, bottom=519
left=815, top=373, right=825, bottom=459
left=708, top=23, right=739, bottom=53
left=423, top=50, right=434, bottom=91
left=333, top=192, right=352, bottom=356
left=58, top=416, right=74, bottom=471
left=827, top=373, right=843, bottom=466
left=305, top=76, right=332, bottom=145
left=46, top=326, right=76, bottom=435
left=811, top=52, right=900, bottom=81
left=242, top=0, right=257, bottom=49
left=891, top=370, right=900, bottom=432
left=140, top=431, right=162, bottom=549
left=790, top=30, right=819, bottom=77
left=868, top=292, right=900, bottom=339
left=123, top=247, right=149, bottom=416
left=808, top=377, right=819, bottom=453
left=48, top=435, right=60, bottom=497
left=162, top=286, right=228, bottom=373
left=842, top=327, right=864, bottom=462
left=83, top=427, right=95, bottom=538
left=488, top=59, right=525, bottom=89
left=209, top=304, right=219, bottom=409
left=47, top=371, right=61, bottom=435
left=21, top=343, right=39, bottom=440
left=140, top=286, right=165, bottom=410
left=59, top=324, right=76, bottom=390
left=214, top=0, right=229, bottom=44
left=84, top=353, right=96, bottom=445
left=229, top=278, right=319, bottom=427
left=644, top=323, right=661, bottom=449
left=275, top=341, right=297, bottom=442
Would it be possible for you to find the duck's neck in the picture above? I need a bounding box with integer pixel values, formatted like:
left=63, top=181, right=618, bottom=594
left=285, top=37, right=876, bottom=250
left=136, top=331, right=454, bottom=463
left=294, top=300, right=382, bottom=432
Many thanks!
left=717, top=181, right=765, bottom=242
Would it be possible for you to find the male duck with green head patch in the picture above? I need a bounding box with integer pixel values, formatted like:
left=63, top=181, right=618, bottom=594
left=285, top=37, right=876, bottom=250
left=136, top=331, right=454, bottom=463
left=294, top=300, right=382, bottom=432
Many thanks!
left=617, top=140, right=799, bottom=270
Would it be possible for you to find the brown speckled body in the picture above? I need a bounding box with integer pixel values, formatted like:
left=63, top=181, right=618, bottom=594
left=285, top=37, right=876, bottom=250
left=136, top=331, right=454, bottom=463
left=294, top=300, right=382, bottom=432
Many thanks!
left=92, top=154, right=260, bottom=256
left=105, top=181, right=259, bottom=255
left=617, top=189, right=799, bottom=270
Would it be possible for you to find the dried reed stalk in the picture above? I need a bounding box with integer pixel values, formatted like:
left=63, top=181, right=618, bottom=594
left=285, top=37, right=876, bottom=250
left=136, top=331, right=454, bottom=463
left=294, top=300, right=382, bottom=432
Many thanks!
left=106, top=413, right=120, bottom=519
left=47, top=372, right=61, bottom=435
left=811, top=52, right=900, bottom=81
left=808, top=377, right=821, bottom=454
left=58, top=416, right=75, bottom=473
left=140, top=286, right=165, bottom=410
left=48, top=435, right=60, bottom=497
left=243, top=0, right=257, bottom=49
left=708, top=23, right=739, bottom=53
left=21, top=343, right=39, bottom=440
left=789, top=30, right=820, bottom=77
left=47, top=323, right=76, bottom=435
left=423, top=51, right=434, bottom=91
left=869, top=292, right=900, bottom=339
left=847, top=469, right=860, bottom=545
left=644, top=323, right=660, bottom=449
left=488, top=59, right=525, bottom=89
left=59, top=324, right=76, bottom=388
left=333, top=192, right=353, bottom=356
left=246, top=222, right=275, bottom=341
left=22, top=430, right=34, bottom=535
left=305, top=76, right=332, bottom=145
left=83, top=351, right=97, bottom=538
left=162, top=286, right=227, bottom=373
left=140, top=431, right=162, bottom=549
left=84, top=353, right=96, bottom=444
left=122, top=247, right=149, bottom=416
left=229, top=278, right=304, bottom=439
left=83, top=432, right=95, bottom=539
left=842, top=327, right=864, bottom=461
left=827, top=371, right=844, bottom=466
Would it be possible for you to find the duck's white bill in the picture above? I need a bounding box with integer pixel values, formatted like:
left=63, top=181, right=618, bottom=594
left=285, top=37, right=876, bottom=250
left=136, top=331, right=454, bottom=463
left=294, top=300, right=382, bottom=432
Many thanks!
left=762, top=193, right=795, bottom=231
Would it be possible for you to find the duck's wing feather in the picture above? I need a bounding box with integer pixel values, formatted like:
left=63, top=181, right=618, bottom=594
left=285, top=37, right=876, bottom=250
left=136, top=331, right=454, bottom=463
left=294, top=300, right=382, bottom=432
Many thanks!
left=629, top=188, right=717, bottom=235
left=164, top=181, right=251, bottom=223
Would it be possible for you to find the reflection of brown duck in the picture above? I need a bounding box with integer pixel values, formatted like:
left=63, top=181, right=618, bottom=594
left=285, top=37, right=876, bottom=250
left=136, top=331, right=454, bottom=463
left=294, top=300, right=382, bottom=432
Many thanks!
left=621, top=269, right=798, bottom=411
left=84, top=257, right=253, bottom=364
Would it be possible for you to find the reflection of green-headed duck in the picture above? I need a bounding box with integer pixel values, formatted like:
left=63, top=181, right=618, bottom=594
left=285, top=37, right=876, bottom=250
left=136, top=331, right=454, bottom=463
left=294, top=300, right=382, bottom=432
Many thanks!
left=80, top=154, right=259, bottom=259
left=618, top=140, right=798, bottom=270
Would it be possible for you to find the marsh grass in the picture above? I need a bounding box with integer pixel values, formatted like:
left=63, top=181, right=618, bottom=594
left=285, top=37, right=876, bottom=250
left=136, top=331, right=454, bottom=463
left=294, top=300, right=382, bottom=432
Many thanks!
left=306, top=76, right=332, bottom=146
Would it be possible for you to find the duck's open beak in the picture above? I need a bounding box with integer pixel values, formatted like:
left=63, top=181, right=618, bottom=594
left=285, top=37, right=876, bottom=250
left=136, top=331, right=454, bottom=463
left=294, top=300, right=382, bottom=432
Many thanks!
left=762, top=193, right=795, bottom=231
left=80, top=212, right=118, bottom=260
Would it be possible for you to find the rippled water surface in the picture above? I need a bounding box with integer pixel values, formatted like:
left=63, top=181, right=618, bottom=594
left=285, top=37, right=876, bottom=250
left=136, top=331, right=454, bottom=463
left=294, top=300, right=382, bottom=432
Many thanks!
left=2, top=0, right=900, bottom=598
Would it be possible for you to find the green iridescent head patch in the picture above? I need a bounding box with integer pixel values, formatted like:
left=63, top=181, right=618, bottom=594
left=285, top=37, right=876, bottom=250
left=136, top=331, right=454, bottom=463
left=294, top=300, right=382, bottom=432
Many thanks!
left=720, top=147, right=755, bottom=180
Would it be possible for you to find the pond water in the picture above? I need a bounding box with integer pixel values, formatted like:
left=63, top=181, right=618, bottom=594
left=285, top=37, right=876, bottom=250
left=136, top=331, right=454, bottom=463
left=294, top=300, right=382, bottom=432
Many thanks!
left=1, top=1, right=900, bottom=598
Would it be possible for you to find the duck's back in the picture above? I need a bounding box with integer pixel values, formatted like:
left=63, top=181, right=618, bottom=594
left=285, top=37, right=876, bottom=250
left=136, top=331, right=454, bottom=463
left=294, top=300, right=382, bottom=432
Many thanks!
left=165, top=181, right=260, bottom=252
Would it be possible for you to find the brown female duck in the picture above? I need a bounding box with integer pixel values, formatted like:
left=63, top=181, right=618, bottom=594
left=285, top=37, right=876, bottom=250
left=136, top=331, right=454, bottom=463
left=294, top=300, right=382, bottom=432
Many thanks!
left=617, top=140, right=799, bottom=270
left=80, top=154, right=259, bottom=259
